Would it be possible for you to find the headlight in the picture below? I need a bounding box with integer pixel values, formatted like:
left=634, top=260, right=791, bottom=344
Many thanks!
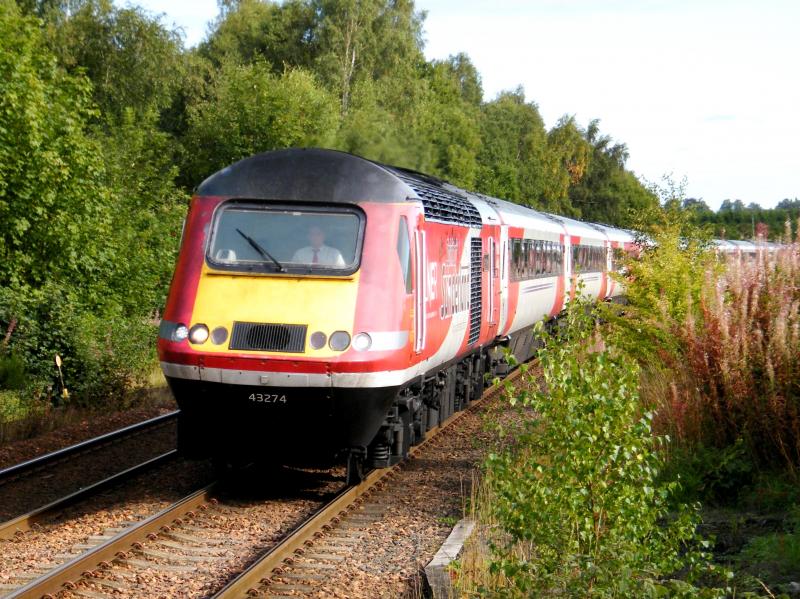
left=352, top=332, right=372, bottom=351
left=172, top=324, right=189, bottom=342
left=189, top=324, right=209, bottom=344
left=211, top=326, right=228, bottom=345
left=309, top=331, right=327, bottom=350
left=329, top=331, right=350, bottom=351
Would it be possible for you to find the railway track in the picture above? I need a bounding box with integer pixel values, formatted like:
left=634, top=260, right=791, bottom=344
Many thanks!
left=1, top=369, right=521, bottom=599
left=0, top=411, right=179, bottom=487
left=212, top=369, right=521, bottom=598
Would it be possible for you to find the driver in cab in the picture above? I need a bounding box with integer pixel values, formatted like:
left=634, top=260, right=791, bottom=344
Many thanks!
left=291, top=225, right=345, bottom=267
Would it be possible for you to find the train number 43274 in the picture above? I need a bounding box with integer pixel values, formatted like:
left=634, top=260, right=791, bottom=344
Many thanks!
left=249, top=393, right=287, bottom=403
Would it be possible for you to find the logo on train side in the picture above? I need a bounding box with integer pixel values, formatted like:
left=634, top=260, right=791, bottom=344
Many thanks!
left=439, top=235, right=470, bottom=319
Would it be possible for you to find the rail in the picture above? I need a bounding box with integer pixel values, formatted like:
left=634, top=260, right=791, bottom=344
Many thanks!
left=0, top=410, right=179, bottom=485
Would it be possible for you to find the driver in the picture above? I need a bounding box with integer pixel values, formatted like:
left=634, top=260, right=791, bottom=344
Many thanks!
left=292, top=225, right=345, bottom=267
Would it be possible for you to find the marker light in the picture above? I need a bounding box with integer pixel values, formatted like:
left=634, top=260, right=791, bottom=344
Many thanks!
left=211, top=326, right=228, bottom=345
left=309, top=331, right=327, bottom=350
left=329, top=331, right=351, bottom=351
left=172, top=324, right=189, bottom=342
left=189, top=324, right=209, bottom=344
left=352, top=333, right=372, bottom=351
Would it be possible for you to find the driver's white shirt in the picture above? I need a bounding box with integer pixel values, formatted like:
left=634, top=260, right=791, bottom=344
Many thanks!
left=291, top=245, right=345, bottom=267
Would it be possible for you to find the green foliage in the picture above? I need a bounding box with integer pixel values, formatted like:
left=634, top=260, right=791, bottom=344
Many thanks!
left=0, top=2, right=111, bottom=290
left=96, top=109, right=187, bottom=314
left=200, top=0, right=318, bottom=70
left=476, top=89, right=561, bottom=212
left=568, top=119, right=659, bottom=226
left=44, top=0, right=185, bottom=121
left=609, top=188, right=800, bottom=472
left=661, top=441, right=756, bottom=506
left=64, top=310, right=157, bottom=404
left=183, top=60, right=338, bottom=183
left=0, top=352, right=27, bottom=390
left=485, top=296, right=721, bottom=597
left=312, top=0, right=425, bottom=113
left=740, top=508, right=800, bottom=578
left=0, top=2, right=185, bottom=406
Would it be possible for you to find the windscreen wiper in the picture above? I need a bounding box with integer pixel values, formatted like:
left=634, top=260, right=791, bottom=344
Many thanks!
left=236, top=228, right=285, bottom=272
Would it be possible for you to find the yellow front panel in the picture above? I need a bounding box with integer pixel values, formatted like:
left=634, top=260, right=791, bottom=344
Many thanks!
left=190, top=265, right=360, bottom=358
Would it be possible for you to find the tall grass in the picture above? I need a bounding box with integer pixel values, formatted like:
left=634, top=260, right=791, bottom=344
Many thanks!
left=637, top=224, right=800, bottom=475
left=605, top=212, right=800, bottom=479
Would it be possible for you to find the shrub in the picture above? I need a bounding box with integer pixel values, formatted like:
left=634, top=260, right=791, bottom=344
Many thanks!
left=0, top=352, right=27, bottom=390
left=483, top=296, right=720, bottom=597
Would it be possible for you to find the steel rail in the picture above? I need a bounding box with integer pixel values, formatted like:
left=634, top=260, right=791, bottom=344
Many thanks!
left=5, top=482, right=217, bottom=599
left=0, top=449, right=178, bottom=541
left=213, top=367, right=524, bottom=599
left=0, top=410, right=179, bottom=485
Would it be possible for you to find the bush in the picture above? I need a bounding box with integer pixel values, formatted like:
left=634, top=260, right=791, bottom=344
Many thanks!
left=483, top=296, right=721, bottom=597
left=65, top=310, right=157, bottom=405
left=0, top=352, right=27, bottom=390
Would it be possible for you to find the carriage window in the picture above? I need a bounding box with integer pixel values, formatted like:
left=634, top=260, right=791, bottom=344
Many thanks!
left=397, top=216, right=412, bottom=294
left=510, top=238, right=564, bottom=281
left=571, top=244, right=606, bottom=273
left=208, top=203, right=364, bottom=275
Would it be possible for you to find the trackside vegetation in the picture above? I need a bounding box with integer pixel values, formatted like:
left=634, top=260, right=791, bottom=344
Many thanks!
left=458, top=206, right=800, bottom=596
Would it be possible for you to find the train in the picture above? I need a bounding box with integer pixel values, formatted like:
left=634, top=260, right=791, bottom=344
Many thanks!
left=157, top=147, right=639, bottom=483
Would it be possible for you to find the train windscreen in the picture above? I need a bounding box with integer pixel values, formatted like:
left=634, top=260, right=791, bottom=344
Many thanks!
left=207, top=203, right=364, bottom=275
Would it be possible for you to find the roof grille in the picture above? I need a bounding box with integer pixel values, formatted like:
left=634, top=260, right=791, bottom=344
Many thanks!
left=397, top=175, right=482, bottom=227
left=230, top=322, right=307, bottom=353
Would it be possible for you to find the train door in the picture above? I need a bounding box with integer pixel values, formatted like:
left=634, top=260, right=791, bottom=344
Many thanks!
left=498, top=226, right=509, bottom=331
left=563, top=238, right=574, bottom=301
left=413, top=229, right=427, bottom=354
left=487, top=236, right=496, bottom=326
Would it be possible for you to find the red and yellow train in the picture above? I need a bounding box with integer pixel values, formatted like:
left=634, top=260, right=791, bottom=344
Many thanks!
left=157, top=148, right=636, bottom=482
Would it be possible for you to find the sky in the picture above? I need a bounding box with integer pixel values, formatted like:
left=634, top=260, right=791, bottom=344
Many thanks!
left=127, top=0, right=799, bottom=210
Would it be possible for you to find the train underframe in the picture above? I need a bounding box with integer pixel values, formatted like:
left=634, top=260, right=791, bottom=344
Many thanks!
left=167, top=322, right=548, bottom=485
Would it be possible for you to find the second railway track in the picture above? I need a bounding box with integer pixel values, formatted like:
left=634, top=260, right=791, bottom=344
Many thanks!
left=0, top=411, right=179, bottom=487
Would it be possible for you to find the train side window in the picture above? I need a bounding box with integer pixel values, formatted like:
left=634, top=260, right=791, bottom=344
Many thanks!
left=397, top=216, right=412, bottom=294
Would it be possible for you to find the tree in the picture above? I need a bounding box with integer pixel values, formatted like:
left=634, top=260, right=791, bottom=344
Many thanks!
left=567, top=119, right=657, bottom=226
left=43, top=0, right=185, bottom=122
left=313, top=0, right=425, bottom=113
left=200, top=0, right=318, bottom=71
left=183, top=60, right=338, bottom=183
left=0, top=1, right=111, bottom=290
left=476, top=88, right=562, bottom=211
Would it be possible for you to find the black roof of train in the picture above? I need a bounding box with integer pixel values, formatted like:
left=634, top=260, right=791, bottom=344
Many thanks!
left=197, top=148, right=411, bottom=204
left=197, top=147, right=484, bottom=226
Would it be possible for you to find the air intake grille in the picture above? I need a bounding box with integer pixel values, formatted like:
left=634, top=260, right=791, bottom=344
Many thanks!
left=397, top=175, right=482, bottom=227
left=468, top=238, right=482, bottom=344
left=229, top=322, right=307, bottom=353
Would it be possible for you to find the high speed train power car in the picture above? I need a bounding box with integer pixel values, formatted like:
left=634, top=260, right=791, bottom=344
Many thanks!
left=157, top=148, right=636, bottom=483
